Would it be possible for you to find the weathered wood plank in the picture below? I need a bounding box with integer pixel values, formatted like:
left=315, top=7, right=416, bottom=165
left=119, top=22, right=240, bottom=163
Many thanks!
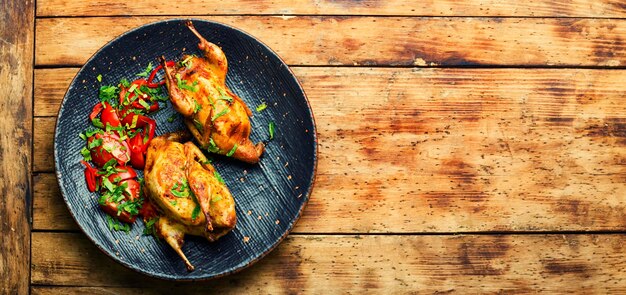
left=36, top=0, right=626, bottom=17
left=0, top=0, right=33, bottom=294
left=33, top=174, right=76, bottom=230
left=33, top=117, right=55, bottom=172
left=31, top=232, right=626, bottom=292
left=33, top=67, right=626, bottom=232
left=35, top=17, right=626, bottom=67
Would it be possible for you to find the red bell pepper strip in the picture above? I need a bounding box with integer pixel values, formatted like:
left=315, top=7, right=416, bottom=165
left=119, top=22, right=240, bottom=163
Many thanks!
left=80, top=160, right=98, bottom=192
left=147, top=61, right=175, bottom=88
left=121, top=114, right=156, bottom=143
left=128, top=132, right=146, bottom=169
left=89, top=102, right=104, bottom=121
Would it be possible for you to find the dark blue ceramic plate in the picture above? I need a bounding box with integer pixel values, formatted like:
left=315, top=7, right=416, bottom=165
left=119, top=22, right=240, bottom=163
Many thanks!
left=54, top=19, right=316, bottom=280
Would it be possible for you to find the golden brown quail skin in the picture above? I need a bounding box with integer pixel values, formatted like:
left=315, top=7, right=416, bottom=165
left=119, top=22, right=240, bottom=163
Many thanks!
left=144, top=131, right=236, bottom=271
left=161, top=21, right=264, bottom=164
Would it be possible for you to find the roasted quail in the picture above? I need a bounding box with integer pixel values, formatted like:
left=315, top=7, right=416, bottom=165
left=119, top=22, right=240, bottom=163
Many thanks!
left=161, top=21, right=264, bottom=164
left=144, top=131, right=236, bottom=271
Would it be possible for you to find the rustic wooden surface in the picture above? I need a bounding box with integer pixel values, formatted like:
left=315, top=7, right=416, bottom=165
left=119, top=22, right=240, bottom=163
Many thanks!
left=1, top=0, right=624, bottom=293
left=0, top=0, right=34, bottom=294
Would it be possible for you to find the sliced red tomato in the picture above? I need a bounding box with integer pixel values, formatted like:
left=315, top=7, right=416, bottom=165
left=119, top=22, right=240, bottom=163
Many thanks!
left=107, top=166, right=137, bottom=183
left=101, top=102, right=121, bottom=128
left=99, top=202, right=137, bottom=224
left=88, top=132, right=131, bottom=167
left=120, top=179, right=141, bottom=200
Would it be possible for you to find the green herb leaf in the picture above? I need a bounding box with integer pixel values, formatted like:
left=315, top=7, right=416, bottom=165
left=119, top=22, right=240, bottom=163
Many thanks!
left=193, top=118, right=204, bottom=132
left=97, top=74, right=102, bottom=82
left=166, top=113, right=177, bottom=123
left=107, top=215, right=114, bottom=230
left=80, top=147, right=92, bottom=161
left=207, top=138, right=220, bottom=153
left=226, top=144, right=238, bottom=157
left=214, top=171, right=225, bottom=184
left=136, top=62, right=153, bottom=77
left=211, top=196, right=222, bottom=203
left=175, top=73, right=199, bottom=92
left=88, top=138, right=103, bottom=149
left=99, top=85, right=118, bottom=102
left=256, top=103, right=267, bottom=112
left=216, top=86, right=233, bottom=103
left=120, top=78, right=130, bottom=88
left=170, top=200, right=178, bottom=206
left=269, top=121, right=276, bottom=140
left=211, top=108, right=229, bottom=121
left=102, top=177, right=115, bottom=192
left=193, top=100, right=202, bottom=113
left=191, top=205, right=201, bottom=220
left=91, top=118, right=105, bottom=128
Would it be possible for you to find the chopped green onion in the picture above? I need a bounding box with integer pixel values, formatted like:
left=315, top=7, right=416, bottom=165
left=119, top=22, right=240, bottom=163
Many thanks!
left=211, top=108, right=229, bottom=121
left=97, top=74, right=102, bottom=82
left=256, top=103, right=267, bottom=112
left=102, top=177, right=115, bottom=192
left=214, top=171, right=225, bottom=184
left=138, top=99, right=151, bottom=110
left=193, top=100, right=202, bottom=113
left=79, top=132, right=87, bottom=141
left=226, top=144, right=238, bottom=157
left=136, top=62, right=153, bottom=77
left=207, top=138, right=220, bottom=153
left=127, top=83, right=138, bottom=94
left=269, top=121, right=276, bottom=140
left=193, top=119, right=204, bottom=132
left=130, top=115, right=138, bottom=129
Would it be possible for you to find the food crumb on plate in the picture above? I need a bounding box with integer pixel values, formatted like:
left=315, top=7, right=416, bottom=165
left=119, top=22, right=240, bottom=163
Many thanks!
left=275, top=219, right=280, bottom=224
left=247, top=210, right=252, bottom=215
left=257, top=215, right=262, bottom=220
left=243, top=236, right=250, bottom=243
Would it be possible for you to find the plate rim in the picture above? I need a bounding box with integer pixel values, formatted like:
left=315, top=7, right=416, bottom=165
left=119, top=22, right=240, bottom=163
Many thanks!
left=53, top=17, right=318, bottom=281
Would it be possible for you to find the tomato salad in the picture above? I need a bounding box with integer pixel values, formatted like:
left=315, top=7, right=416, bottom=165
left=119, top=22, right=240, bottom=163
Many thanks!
left=79, top=61, right=174, bottom=233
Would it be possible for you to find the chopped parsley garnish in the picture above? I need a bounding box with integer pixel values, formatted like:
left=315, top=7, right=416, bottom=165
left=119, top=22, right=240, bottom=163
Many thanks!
left=106, top=215, right=130, bottom=233
left=211, top=108, right=229, bottom=121
left=88, top=138, right=103, bottom=149
left=211, top=196, right=222, bottom=203
left=170, top=200, right=178, bottom=206
left=226, top=144, right=238, bottom=157
left=117, top=198, right=143, bottom=216
left=101, top=177, right=115, bottom=192
left=207, top=138, right=220, bottom=153
left=181, top=55, right=194, bottom=68
left=175, top=73, right=199, bottom=92
left=120, top=78, right=130, bottom=88
left=214, top=171, right=225, bottom=184
left=98, top=85, right=118, bottom=103
left=80, top=147, right=92, bottom=161
left=136, top=62, right=153, bottom=78
left=269, top=121, right=276, bottom=139
left=170, top=180, right=190, bottom=198
left=97, top=74, right=102, bottom=82
left=256, top=103, right=267, bottom=112
left=191, top=205, right=201, bottom=220
left=91, top=118, right=104, bottom=128
left=167, top=113, right=177, bottom=123
left=143, top=217, right=159, bottom=237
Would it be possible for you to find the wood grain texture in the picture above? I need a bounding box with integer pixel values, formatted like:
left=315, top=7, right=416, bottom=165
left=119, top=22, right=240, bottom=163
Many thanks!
left=31, top=232, right=626, bottom=293
left=36, top=0, right=626, bottom=17
left=35, top=16, right=626, bottom=67
left=34, top=67, right=626, bottom=232
left=0, top=0, right=34, bottom=293
left=33, top=117, right=55, bottom=172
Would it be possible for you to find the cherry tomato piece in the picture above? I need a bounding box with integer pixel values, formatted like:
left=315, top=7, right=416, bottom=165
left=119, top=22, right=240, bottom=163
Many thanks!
left=88, top=132, right=131, bottom=167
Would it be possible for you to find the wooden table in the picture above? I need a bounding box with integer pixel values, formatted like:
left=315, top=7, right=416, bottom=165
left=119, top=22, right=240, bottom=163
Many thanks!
left=3, top=1, right=626, bottom=293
